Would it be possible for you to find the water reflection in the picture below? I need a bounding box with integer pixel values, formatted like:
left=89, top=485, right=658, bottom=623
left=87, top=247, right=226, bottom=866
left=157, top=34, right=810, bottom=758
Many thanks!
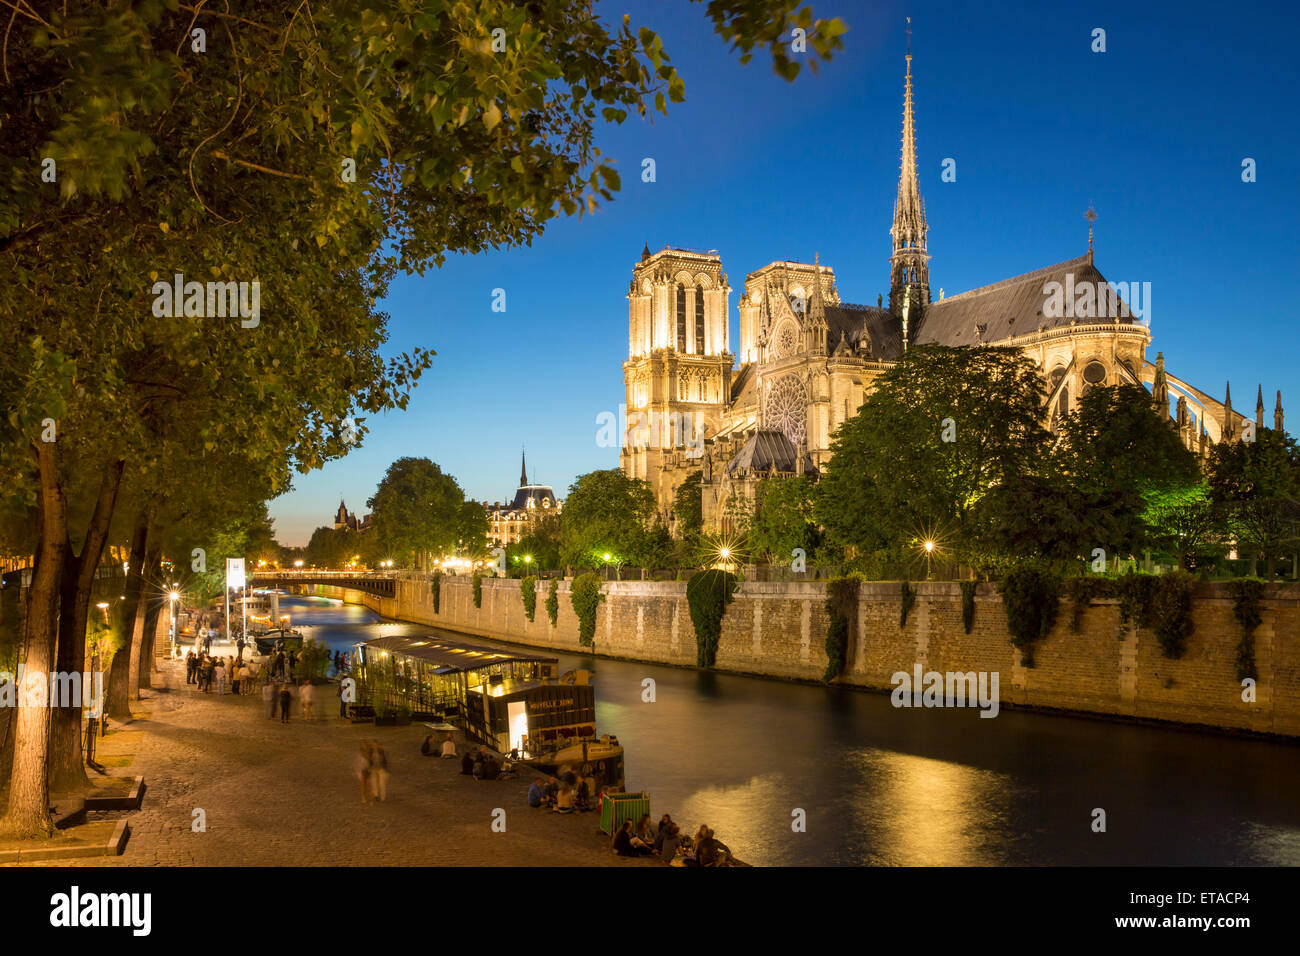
left=277, top=592, right=1300, bottom=867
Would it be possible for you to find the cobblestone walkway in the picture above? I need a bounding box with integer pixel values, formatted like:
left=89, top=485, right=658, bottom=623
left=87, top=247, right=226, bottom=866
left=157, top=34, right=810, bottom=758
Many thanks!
left=17, top=661, right=657, bottom=867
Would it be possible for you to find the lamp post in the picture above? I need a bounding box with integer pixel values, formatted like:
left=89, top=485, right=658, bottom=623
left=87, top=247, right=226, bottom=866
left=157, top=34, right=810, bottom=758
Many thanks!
left=603, top=552, right=612, bottom=581
left=168, top=586, right=179, bottom=657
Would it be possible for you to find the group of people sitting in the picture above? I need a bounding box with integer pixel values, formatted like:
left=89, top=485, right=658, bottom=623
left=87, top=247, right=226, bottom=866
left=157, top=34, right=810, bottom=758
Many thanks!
left=526, top=770, right=596, bottom=813
left=611, top=814, right=734, bottom=866
left=453, top=745, right=517, bottom=781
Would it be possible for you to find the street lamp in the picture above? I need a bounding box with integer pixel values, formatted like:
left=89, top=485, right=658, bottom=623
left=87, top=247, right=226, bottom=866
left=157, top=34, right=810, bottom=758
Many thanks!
left=168, top=587, right=180, bottom=656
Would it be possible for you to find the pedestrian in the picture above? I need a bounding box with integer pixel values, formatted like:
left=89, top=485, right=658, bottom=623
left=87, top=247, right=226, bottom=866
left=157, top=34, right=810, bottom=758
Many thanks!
left=231, top=660, right=243, bottom=696
left=300, top=679, right=315, bottom=721
left=337, top=680, right=349, bottom=719
left=263, top=679, right=276, bottom=719
left=354, top=743, right=373, bottom=805
left=185, top=650, right=196, bottom=684
left=369, top=741, right=390, bottom=801
left=279, top=682, right=293, bottom=723
left=215, top=659, right=227, bottom=695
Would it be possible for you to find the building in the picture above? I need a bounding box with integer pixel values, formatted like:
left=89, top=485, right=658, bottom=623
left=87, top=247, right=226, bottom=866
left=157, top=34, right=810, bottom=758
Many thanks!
left=484, top=451, right=561, bottom=548
left=333, top=500, right=372, bottom=534
left=620, top=45, right=1282, bottom=533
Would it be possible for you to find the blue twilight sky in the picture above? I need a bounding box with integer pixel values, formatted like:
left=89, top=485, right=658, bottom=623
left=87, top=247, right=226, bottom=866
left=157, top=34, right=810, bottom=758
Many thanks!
left=270, top=0, right=1300, bottom=546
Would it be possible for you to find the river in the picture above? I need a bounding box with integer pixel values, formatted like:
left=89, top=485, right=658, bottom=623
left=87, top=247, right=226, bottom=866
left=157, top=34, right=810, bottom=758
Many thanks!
left=279, top=591, right=1300, bottom=866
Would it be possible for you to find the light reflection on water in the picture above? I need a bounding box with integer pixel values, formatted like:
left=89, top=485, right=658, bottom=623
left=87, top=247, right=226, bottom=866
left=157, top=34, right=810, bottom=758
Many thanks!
left=279, top=593, right=1300, bottom=867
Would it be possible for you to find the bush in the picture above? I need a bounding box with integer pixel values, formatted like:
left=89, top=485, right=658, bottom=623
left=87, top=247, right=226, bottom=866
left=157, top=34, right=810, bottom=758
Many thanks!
left=570, top=573, right=604, bottom=646
left=431, top=571, right=442, bottom=614
left=998, top=565, right=1060, bottom=667
left=824, top=575, right=862, bottom=682
left=546, top=579, right=559, bottom=627
left=472, top=572, right=483, bottom=609
left=1151, top=572, right=1196, bottom=659
left=1116, top=572, right=1159, bottom=639
left=960, top=580, right=977, bottom=634
left=687, top=569, right=739, bottom=668
left=1228, top=578, right=1264, bottom=681
left=296, top=638, right=332, bottom=681
left=899, top=579, right=916, bottom=628
left=521, top=575, right=537, bottom=622
left=1062, top=576, right=1104, bottom=633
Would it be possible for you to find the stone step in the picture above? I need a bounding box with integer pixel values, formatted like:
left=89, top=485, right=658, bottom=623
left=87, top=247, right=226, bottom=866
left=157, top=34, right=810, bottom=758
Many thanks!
left=0, top=819, right=129, bottom=863
left=84, top=775, right=146, bottom=812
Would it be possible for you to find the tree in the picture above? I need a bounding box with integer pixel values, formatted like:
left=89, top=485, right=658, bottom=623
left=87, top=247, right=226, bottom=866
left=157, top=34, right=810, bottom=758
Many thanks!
left=1143, top=482, right=1229, bottom=570
left=1207, top=429, right=1300, bottom=580
left=748, top=476, right=819, bottom=564
left=367, top=458, right=473, bottom=568
left=816, top=346, right=1050, bottom=562
left=559, top=470, right=657, bottom=569
left=673, top=472, right=704, bottom=541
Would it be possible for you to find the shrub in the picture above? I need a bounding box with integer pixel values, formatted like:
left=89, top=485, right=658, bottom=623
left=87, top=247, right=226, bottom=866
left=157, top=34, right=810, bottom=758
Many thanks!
left=1151, top=572, right=1196, bottom=659
left=1228, top=578, right=1264, bottom=681
left=824, top=575, right=862, bottom=682
left=1116, top=572, right=1159, bottom=639
left=1062, top=576, right=1104, bottom=633
left=998, top=565, right=1060, bottom=667
left=960, top=580, right=977, bottom=634
left=687, top=569, right=739, bottom=668
left=472, top=572, right=483, bottom=609
left=570, top=573, right=604, bottom=646
left=521, top=575, right=537, bottom=622
left=546, top=579, right=559, bottom=627
left=899, top=579, right=916, bottom=628
left=296, top=638, right=332, bottom=681
left=431, top=572, right=442, bottom=614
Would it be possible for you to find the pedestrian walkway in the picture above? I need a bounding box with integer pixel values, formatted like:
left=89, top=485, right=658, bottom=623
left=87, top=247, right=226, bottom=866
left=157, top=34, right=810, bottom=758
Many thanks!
left=13, top=661, right=656, bottom=867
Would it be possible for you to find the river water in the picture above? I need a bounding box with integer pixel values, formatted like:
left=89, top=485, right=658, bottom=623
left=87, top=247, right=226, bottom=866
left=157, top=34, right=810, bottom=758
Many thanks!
left=281, top=592, right=1300, bottom=867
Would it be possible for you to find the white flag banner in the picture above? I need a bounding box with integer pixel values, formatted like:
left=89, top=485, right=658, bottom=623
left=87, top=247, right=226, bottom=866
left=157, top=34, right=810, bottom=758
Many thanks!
left=226, top=557, right=246, bottom=589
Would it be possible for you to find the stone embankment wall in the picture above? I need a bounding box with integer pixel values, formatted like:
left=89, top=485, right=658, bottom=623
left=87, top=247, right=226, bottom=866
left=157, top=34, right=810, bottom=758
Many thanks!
left=310, top=576, right=1300, bottom=737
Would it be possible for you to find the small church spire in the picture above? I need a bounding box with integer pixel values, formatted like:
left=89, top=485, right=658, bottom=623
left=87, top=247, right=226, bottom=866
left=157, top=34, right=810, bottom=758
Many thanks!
left=808, top=252, right=827, bottom=328
left=1085, top=204, right=1097, bottom=261
left=1276, top=390, right=1285, bottom=432
left=1223, top=382, right=1236, bottom=442
left=1256, top=384, right=1266, bottom=431
left=520, top=447, right=528, bottom=487
left=889, top=21, right=930, bottom=319
left=1152, top=352, right=1169, bottom=411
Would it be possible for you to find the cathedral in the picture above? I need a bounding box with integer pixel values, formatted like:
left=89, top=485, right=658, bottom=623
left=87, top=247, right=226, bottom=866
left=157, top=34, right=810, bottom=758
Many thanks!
left=620, top=47, right=1282, bottom=533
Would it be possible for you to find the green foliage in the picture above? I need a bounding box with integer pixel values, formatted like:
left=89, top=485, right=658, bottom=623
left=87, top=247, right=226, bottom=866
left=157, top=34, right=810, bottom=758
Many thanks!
left=673, top=472, right=704, bottom=541
left=305, top=525, right=363, bottom=570
left=1150, top=572, right=1197, bottom=659
left=296, top=638, right=332, bottom=682
left=748, top=476, right=820, bottom=564
left=816, top=345, right=1050, bottom=562
left=1116, top=573, right=1159, bottom=639
left=521, top=576, right=538, bottom=622
left=508, top=513, right=561, bottom=573
left=687, top=569, right=739, bottom=668
left=367, top=458, right=479, bottom=567
left=570, top=573, right=605, bottom=647
left=546, top=579, right=560, bottom=628
left=431, top=572, right=442, bottom=614
left=1227, top=578, right=1265, bottom=681
left=960, top=581, right=977, bottom=634
left=998, top=565, right=1061, bottom=667
left=1207, top=430, right=1300, bottom=581
left=559, top=470, right=658, bottom=568
left=899, top=580, right=917, bottom=628
left=472, top=573, right=483, bottom=609
left=824, top=575, right=862, bottom=682
left=1143, top=482, right=1227, bottom=570
left=1062, top=576, right=1104, bottom=633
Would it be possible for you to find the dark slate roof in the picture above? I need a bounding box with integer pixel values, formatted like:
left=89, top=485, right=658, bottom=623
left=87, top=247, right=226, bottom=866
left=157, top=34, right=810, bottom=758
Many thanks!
left=915, top=254, right=1139, bottom=347
left=725, top=429, right=818, bottom=477
left=826, top=304, right=904, bottom=360
left=730, top=362, right=758, bottom=406
left=508, top=485, right=557, bottom=511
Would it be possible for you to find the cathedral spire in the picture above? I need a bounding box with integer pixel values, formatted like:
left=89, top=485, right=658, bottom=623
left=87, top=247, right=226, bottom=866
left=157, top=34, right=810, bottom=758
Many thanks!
left=1152, top=352, right=1169, bottom=411
left=889, top=25, right=930, bottom=319
left=1256, top=384, right=1266, bottom=431
left=1223, top=381, right=1236, bottom=442
left=520, top=447, right=528, bottom=487
left=1276, top=390, right=1285, bottom=433
left=808, top=252, right=827, bottom=329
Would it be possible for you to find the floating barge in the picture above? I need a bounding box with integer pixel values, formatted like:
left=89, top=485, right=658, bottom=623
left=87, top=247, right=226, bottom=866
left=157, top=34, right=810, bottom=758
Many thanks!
left=352, top=634, right=625, bottom=789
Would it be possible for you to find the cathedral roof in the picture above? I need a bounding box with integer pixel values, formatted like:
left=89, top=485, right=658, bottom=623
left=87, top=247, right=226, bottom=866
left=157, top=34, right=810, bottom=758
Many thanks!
left=725, top=430, right=818, bottom=477
left=825, top=304, right=903, bottom=359
left=915, top=254, right=1140, bottom=347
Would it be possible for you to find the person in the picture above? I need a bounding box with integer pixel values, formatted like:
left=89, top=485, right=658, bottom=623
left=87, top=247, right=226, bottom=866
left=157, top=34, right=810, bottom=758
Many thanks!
left=479, top=754, right=501, bottom=781
left=471, top=751, right=486, bottom=779
left=231, top=661, right=242, bottom=696
left=543, top=775, right=559, bottom=806
left=421, top=735, right=438, bottom=756
left=263, top=679, right=276, bottom=719
left=299, top=679, right=315, bottom=721
left=185, top=651, right=196, bottom=684
left=574, top=773, right=592, bottom=811
left=654, top=814, right=675, bottom=851
left=635, top=813, right=657, bottom=846
left=659, top=822, right=682, bottom=864
left=694, top=826, right=731, bottom=867
left=369, top=741, right=390, bottom=801
left=611, top=820, right=653, bottom=857
left=554, top=784, right=574, bottom=813
left=337, top=680, right=348, bottom=719
left=354, top=743, right=373, bottom=805
left=460, top=751, right=475, bottom=776
left=279, top=682, right=292, bottom=723
left=214, top=659, right=227, bottom=695
left=440, top=736, right=457, bottom=758
left=527, top=778, right=547, bottom=808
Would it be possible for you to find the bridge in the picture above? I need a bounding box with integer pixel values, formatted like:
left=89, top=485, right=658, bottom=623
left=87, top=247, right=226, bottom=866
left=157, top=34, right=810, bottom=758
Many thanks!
left=249, top=570, right=397, bottom=598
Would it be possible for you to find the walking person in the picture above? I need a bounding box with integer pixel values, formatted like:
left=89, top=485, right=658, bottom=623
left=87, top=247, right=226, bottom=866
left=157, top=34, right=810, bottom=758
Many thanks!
left=185, top=650, right=197, bottom=684
left=300, top=679, right=315, bottom=721
left=337, top=680, right=349, bottom=719
left=369, top=741, right=390, bottom=802
left=279, top=682, right=293, bottom=723
left=354, top=743, right=373, bottom=805
left=215, top=659, right=227, bottom=695
left=263, top=679, right=277, bottom=719
left=231, top=660, right=243, bottom=696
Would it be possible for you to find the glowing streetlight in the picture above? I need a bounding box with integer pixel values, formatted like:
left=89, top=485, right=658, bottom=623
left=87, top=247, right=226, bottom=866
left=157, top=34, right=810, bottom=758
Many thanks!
left=294, top=560, right=303, bottom=568
left=924, top=540, right=935, bottom=554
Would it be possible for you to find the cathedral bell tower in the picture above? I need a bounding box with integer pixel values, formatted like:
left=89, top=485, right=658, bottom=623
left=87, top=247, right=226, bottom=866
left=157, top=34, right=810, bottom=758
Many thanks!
left=888, top=39, right=931, bottom=332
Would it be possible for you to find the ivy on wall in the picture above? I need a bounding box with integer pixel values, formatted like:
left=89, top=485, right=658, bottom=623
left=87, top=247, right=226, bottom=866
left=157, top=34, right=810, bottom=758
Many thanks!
left=1116, top=573, right=1158, bottom=640
left=472, top=572, right=483, bottom=609
left=431, top=572, right=442, bottom=615
left=1062, top=576, right=1103, bottom=633
left=824, top=575, right=863, bottom=682
left=899, top=579, right=916, bottom=628
left=960, top=581, right=977, bottom=634
left=687, top=569, right=739, bottom=668
left=998, top=565, right=1060, bottom=667
left=1151, top=572, right=1197, bottom=659
left=570, top=572, right=604, bottom=647
left=521, top=576, right=538, bottom=622
left=546, top=579, right=559, bottom=627
left=1228, top=577, right=1264, bottom=681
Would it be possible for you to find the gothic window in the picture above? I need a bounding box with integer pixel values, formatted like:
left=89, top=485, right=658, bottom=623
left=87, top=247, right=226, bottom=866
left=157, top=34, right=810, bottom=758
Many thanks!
left=765, top=374, right=808, bottom=448
left=774, top=321, right=798, bottom=359
left=1081, top=361, right=1106, bottom=395
left=694, top=285, right=705, bottom=355
left=676, top=284, right=687, bottom=352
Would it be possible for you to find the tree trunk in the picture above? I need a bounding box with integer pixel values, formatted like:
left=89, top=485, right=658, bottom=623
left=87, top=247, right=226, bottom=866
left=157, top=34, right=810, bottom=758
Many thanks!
left=0, top=441, right=68, bottom=839
left=48, top=460, right=124, bottom=795
left=137, top=546, right=163, bottom=690
left=106, top=512, right=148, bottom=719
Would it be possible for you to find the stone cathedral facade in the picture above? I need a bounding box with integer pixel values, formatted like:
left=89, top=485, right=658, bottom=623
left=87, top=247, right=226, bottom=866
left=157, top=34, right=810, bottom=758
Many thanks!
left=620, top=49, right=1280, bottom=533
